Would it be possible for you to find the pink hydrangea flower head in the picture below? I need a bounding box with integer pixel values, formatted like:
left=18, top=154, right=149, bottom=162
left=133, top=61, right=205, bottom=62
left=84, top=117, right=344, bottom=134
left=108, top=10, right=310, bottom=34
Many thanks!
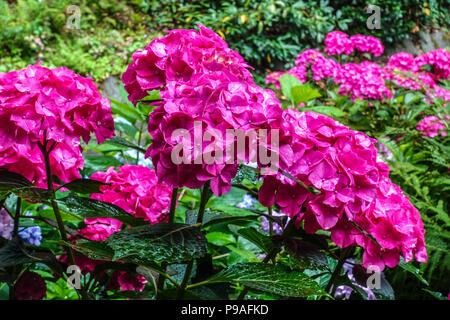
left=415, top=49, right=450, bottom=81
left=324, top=31, right=354, bottom=56
left=89, top=165, right=172, bottom=224
left=122, top=25, right=253, bottom=105
left=259, top=109, right=427, bottom=271
left=416, top=115, right=448, bottom=138
left=350, top=34, right=384, bottom=57
left=0, top=64, right=115, bottom=188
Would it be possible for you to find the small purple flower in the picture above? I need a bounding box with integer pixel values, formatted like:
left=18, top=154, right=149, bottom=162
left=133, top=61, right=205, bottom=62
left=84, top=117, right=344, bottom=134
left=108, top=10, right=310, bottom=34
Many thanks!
left=236, top=193, right=257, bottom=209
left=0, top=208, right=13, bottom=240
left=18, top=226, right=42, bottom=246
left=334, top=259, right=377, bottom=300
left=260, top=210, right=288, bottom=235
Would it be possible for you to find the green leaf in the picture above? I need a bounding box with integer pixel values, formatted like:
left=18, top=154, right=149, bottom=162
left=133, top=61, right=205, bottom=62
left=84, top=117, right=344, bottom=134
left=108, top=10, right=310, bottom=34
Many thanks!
left=56, top=194, right=144, bottom=226
left=291, top=85, right=322, bottom=105
left=114, top=117, right=138, bottom=138
left=398, top=260, right=429, bottom=286
left=57, top=179, right=110, bottom=194
left=205, top=263, right=325, bottom=297
left=82, top=155, right=122, bottom=177
left=109, top=97, right=142, bottom=124
left=422, top=289, right=447, bottom=300
left=403, top=92, right=421, bottom=105
left=284, top=239, right=328, bottom=270
left=279, top=73, right=302, bottom=102
left=0, top=237, right=36, bottom=268
left=202, top=211, right=259, bottom=228
left=301, top=106, right=346, bottom=118
left=59, top=239, right=114, bottom=261
left=107, top=136, right=146, bottom=153
left=231, top=165, right=258, bottom=184
left=0, top=169, right=50, bottom=202
left=106, top=223, right=208, bottom=264
left=139, top=90, right=161, bottom=102
left=206, top=231, right=236, bottom=246
left=237, top=227, right=272, bottom=253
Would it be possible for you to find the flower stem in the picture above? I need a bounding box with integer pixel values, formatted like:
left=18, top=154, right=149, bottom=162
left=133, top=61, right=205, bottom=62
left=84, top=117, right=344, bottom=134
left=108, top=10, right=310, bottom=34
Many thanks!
left=176, top=181, right=212, bottom=300
left=168, top=188, right=178, bottom=224
left=12, top=197, right=22, bottom=237
left=196, top=181, right=212, bottom=224
left=268, top=206, right=274, bottom=237
left=236, top=246, right=280, bottom=300
left=324, top=246, right=353, bottom=297
left=236, top=219, right=297, bottom=300
left=38, top=139, right=75, bottom=267
left=157, top=187, right=179, bottom=299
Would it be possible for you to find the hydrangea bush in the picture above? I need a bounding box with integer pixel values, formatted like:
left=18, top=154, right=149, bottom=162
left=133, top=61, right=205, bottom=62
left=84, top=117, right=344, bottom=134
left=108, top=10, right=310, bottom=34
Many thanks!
left=0, top=26, right=447, bottom=301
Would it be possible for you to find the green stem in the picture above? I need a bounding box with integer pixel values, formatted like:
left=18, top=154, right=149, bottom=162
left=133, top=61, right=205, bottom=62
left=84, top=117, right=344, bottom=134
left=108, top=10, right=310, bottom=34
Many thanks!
left=9, top=198, right=22, bottom=300
left=176, top=181, right=212, bottom=300
left=38, top=139, right=75, bottom=267
left=268, top=206, right=273, bottom=237
left=136, top=122, right=143, bottom=164
left=168, top=188, right=179, bottom=224
left=12, top=197, right=22, bottom=237
left=324, top=246, right=353, bottom=297
left=196, top=181, right=212, bottom=224
left=175, top=261, right=194, bottom=300
left=236, top=219, right=296, bottom=300
left=157, top=187, right=179, bottom=299
left=236, top=246, right=280, bottom=300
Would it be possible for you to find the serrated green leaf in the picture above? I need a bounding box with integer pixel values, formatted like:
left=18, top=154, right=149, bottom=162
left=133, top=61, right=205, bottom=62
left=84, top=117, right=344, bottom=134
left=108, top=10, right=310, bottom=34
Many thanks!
left=398, top=260, right=429, bottom=286
left=237, top=227, right=272, bottom=253
left=107, top=136, right=146, bottom=153
left=107, top=223, right=207, bottom=264
left=284, top=239, right=328, bottom=270
left=58, top=179, right=110, bottom=194
left=279, top=73, right=302, bottom=103
left=205, top=263, right=325, bottom=297
left=59, top=239, right=114, bottom=261
left=291, top=85, right=322, bottom=104
left=56, top=194, right=145, bottom=226
left=0, top=169, right=51, bottom=202
left=109, top=97, right=142, bottom=124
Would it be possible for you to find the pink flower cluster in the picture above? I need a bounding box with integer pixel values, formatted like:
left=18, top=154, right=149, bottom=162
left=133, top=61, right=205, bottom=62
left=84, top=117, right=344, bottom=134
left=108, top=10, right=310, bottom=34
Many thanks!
left=266, top=32, right=450, bottom=103
left=80, top=165, right=172, bottom=241
left=266, top=50, right=339, bottom=89
left=258, top=109, right=427, bottom=271
left=0, top=64, right=115, bottom=188
left=383, top=50, right=450, bottom=103
left=335, top=62, right=393, bottom=101
left=124, top=26, right=427, bottom=270
left=324, top=31, right=354, bottom=56
left=416, top=115, right=449, bottom=138
left=324, top=31, right=384, bottom=57
left=293, top=49, right=340, bottom=83
left=122, top=25, right=252, bottom=105
left=124, top=25, right=281, bottom=196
